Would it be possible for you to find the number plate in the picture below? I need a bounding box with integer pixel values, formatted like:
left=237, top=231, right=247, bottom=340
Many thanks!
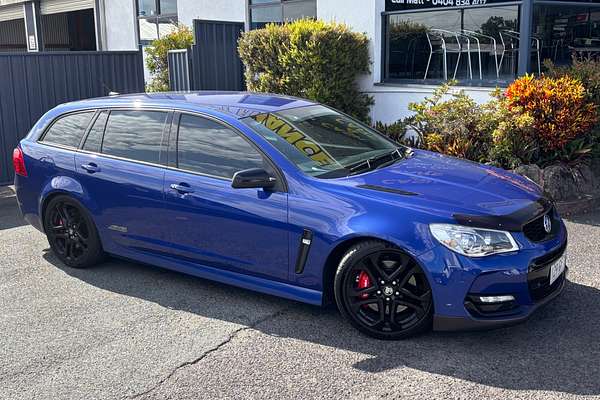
left=549, top=253, right=567, bottom=285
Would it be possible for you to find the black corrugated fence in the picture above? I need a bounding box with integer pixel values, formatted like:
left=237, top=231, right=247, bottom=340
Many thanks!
left=168, top=20, right=245, bottom=92
left=0, top=50, right=144, bottom=185
left=168, top=49, right=192, bottom=91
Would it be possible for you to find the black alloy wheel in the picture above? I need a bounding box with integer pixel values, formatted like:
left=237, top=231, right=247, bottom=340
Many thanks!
left=44, top=196, right=104, bottom=268
left=334, top=241, right=433, bottom=339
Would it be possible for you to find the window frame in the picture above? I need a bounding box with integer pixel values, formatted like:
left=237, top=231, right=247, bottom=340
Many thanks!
left=381, top=2, right=523, bottom=86
left=40, top=107, right=288, bottom=191
left=381, top=0, right=600, bottom=86
left=81, top=110, right=109, bottom=152
left=76, top=107, right=173, bottom=169
left=167, top=110, right=288, bottom=192
left=248, top=0, right=317, bottom=30
left=38, top=109, right=98, bottom=151
left=137, top=0, right=179, bottom=45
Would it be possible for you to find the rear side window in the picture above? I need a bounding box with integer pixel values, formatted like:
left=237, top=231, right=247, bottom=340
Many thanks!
left=42, top=112, right=94, bottom=148
left=177, top=114, right=265, bottom=179
left=83, top=111, right=108, bottom=153
left=101, top=110, right=167, bottom=164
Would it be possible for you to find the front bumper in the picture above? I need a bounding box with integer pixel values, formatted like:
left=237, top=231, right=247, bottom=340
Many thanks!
left=433, top=267, right=567, bottom=331
left=417, top=220, right=568, bottom=331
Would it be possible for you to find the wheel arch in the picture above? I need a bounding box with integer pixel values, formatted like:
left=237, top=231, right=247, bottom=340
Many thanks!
left=321, top=234, right=436, bottom=306
left=38, top=177, right=99, bottom=234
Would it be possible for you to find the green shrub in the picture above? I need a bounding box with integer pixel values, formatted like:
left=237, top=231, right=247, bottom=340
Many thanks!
left=145, top=25, right=194, bottom=92
left=373, top=120, right=419, bottom=146
left=238, top=19, right=373, bottom=122
left=404, top=82, right=494, bottom=163
left=397, top=76, right=598, bottom=169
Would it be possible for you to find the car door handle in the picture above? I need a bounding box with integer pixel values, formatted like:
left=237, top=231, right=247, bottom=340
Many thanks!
left=81, top=163, right=101, bottom=173
left=170, top=183, right=194, bottom=194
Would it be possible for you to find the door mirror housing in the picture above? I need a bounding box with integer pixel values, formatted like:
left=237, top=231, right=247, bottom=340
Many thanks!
left=232, top=168, right=277, bottom=189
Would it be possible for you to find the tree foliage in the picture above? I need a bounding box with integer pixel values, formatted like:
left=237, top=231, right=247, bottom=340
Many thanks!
left=145, top=25, right=194, bottom=92
left=238, top=19, right=373, bottom=122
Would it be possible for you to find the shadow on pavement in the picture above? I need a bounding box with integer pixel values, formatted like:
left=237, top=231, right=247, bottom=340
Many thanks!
left=0, top=188, right=28, bottom=231
left=4, top=183, right=597, bottom=395
left=44, top=250, right=600, bottom=396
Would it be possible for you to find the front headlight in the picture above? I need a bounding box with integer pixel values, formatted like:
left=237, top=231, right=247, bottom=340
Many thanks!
left=429, top=223, right=519, bottom=257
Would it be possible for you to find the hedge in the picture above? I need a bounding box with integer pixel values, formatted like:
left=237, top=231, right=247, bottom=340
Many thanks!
left=238, top=19, right=373, bottom=122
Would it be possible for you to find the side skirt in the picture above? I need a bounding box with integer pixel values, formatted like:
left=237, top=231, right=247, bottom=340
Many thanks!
left=107, top=247, right=324, bottom=306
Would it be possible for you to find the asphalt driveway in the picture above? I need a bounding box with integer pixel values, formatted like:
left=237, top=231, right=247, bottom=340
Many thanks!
left=1, top=188, right=599, bottom=399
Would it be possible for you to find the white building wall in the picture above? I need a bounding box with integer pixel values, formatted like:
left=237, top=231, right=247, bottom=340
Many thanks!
left=316, top=0, right=382, bottom=88
left=317, top=0, right=494, bottom=123
left=102, top=0, right=137, bottom=50
left=177, top=0, right=245, bottom=29
left=366, top=85, right=495, bottom=124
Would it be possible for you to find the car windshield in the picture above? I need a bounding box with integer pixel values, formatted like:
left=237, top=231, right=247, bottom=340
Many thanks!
left=241, top=105, right=405, bottom=178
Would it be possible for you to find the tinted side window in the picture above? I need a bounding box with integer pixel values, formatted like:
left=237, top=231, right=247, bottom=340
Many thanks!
left=177, top=114, right=264, bottom=179
left=102, top=110, right=167, bottom=164
left=42, top=112, right=94, bottom=148
left=83, top=111, right=108, bottom=152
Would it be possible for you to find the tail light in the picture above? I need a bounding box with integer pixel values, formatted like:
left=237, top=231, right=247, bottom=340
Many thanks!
left=13, top=147, right=27, bottom=177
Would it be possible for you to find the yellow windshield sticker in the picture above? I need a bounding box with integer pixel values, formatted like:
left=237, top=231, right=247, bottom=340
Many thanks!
left=253, top=114, right=335, bottom=166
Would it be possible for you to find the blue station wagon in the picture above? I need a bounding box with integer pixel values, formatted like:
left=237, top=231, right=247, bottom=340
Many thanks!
left=13, top=92, right=568, bottom=339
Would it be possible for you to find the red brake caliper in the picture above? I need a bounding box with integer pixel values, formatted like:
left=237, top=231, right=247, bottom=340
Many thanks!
left=357, top=271, right=371, bottom=299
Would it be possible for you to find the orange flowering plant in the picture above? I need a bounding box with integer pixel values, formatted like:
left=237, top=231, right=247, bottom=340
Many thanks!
left=379, top=75, right=598, bottom=169
left=503, top=74, right=597, bottom=153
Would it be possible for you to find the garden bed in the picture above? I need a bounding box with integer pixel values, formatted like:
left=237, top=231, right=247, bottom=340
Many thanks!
left=375, top=59, right=600, bottom=215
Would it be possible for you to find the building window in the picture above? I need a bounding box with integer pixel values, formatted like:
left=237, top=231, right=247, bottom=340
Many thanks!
left=42, top=9, right=97, bottom=51
left=249, top=0, right=316, bottom=30
left=0, top=19, right=27, bottom=52
left=532, top=5, right=600, bottom=72
left=138, top=0, right=178, bottom=44
left=384, top=5, right=519, bottom=85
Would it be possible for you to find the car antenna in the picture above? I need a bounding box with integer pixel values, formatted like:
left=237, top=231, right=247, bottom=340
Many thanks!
left=101, top=81, right=119, bottom=97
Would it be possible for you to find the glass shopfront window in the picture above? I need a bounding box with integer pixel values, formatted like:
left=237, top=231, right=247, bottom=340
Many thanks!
left=384, top=5, right=519, bottom=85
left=533, top=5, right=600, bottom=70
left=249, top=0, right=316, bottom=30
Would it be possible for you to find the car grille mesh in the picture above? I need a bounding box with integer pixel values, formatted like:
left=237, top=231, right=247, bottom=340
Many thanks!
left=528, top=242, right=567, bottom=301
left=522, top=209, right=557, bottom=242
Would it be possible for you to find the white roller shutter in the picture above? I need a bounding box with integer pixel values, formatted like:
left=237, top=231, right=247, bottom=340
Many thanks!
left=40, top=0, right=94, bottom=15
left=0, top=3, right=24, bottom=22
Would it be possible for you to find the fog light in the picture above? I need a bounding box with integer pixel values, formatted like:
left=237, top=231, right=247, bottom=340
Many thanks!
left=477, top=295, right=515, bottom=303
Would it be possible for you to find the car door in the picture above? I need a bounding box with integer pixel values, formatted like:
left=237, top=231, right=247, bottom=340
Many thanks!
left=162, top=112, right=289, bottom=281
left=75, top=109, right=172, bottom=255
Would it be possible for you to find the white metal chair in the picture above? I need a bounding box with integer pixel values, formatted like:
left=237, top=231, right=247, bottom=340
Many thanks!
left=499, top=30, right=541, bottom=76
left=425, top=29, right=472, bottom=80
left=462, top=29, right=500, bottom=80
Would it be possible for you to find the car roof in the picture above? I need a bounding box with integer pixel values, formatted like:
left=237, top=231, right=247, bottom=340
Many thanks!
left=64, top=91, right=318, bottom=119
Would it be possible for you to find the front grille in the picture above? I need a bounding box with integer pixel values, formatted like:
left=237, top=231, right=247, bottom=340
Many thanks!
left=528, top=242, right=567, bottom=301
left=523, top=208, right=558, bottom=242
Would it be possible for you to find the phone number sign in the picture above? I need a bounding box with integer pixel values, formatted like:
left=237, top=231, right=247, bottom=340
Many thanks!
left=386, top=0, right=504, bottom=10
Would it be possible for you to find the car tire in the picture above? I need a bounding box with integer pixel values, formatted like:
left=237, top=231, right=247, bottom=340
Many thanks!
left=334, top=240, right=433, bottom=340
left=43, top=195, right=105, bottom=268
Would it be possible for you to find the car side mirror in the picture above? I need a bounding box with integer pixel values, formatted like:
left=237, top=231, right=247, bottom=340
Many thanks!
left=231, top=168, right=277, bottom=190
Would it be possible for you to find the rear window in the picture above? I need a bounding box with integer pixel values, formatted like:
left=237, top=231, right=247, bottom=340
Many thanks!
left=42, top=112, right=94, bottom=148
left=101, top=110, right=167, bottom=164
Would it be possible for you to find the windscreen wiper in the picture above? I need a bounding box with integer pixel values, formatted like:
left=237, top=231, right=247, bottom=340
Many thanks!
left=375, top=147, right=412, bottom=170
left=347, top=148, right=405, bottom=176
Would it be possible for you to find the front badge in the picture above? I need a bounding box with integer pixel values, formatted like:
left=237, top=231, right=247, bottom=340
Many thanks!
left=543, top=214, right=552, bottom=234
